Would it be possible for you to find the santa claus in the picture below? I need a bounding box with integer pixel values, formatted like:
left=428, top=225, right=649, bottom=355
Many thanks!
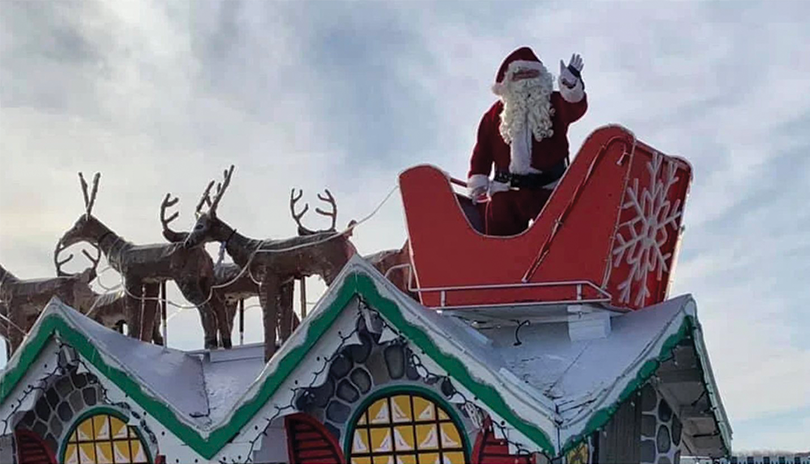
left=468, top=47, right=587, bottom=236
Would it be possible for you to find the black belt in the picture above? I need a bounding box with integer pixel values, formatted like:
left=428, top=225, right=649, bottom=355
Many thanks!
left=494, top=160, right=567, bottom=190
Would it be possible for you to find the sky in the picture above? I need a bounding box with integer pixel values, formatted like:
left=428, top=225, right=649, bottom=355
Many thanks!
left=1, top=0, right=809, bottom=453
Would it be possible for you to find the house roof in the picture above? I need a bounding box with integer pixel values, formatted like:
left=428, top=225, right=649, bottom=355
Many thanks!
left=0, top=255, right=731, bottom=458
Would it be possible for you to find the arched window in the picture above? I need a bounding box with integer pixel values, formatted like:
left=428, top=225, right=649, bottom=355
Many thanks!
left=61, top=410, right=150, bottom=464
left=347, top=390, right=467, bottom=464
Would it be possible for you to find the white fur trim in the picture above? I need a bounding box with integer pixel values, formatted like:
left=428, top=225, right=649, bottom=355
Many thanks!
left=467, top=174, right=489, bottom=194
left=508, top=125, right=533, bottom=175
left=493, top=60, right=548, bottom=96
left=558, top=76, right=585, bottom=103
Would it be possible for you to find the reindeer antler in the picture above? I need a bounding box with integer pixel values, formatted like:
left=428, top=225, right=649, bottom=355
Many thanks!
left=195, top=181, right=215, bottom=218
left=209, top=165, right=234, bottom=215
left=290, top=188, right=315, bottom=235
left=315, top=189, right=337, bottom=231
left=78, top=172, right=101, bottom=217
left=54, top=240, right=101, bottom=278
left=160, top=193, right=192, bottom=242
left=161, top=193, right=180, bottom=233
left=54, top=240, right=74, bottom=277
left=291, top=188, right=339, bottom=235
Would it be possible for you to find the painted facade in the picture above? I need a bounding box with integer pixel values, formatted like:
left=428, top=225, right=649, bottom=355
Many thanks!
left=0, top=258, right=731, bottom=464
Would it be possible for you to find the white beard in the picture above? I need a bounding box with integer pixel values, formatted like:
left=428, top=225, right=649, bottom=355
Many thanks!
left=498, top=69, right=555, bottom=174
left=499, top=71, right=555, bottom=145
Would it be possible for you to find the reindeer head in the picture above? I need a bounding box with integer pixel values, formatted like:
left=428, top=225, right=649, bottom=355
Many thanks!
left=61, top=172, right=106, bottom=247
left=184, top=165, right=234, bottom=249
left=290, top=188, right=340, bottom=236
left=54, top=239, right=102, bottom=311
left=54, top=239, right=101, bottom=284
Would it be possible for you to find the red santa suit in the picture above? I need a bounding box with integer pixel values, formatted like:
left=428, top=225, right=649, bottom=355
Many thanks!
left=468, top=47, right=587, bottom=236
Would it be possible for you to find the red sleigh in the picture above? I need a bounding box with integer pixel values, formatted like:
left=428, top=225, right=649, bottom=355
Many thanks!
left=399, top=125, right=692, bottom=314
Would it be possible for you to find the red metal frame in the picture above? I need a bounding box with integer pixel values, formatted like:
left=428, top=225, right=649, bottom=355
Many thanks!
left=399, top=125, right=692, bottom=311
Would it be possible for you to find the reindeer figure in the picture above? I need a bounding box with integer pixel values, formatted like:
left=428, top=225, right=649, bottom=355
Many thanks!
left=161, top=192, right=270, bottom=337
left=59, top=173, right=231, bottom=349
left=0, top=243, right=100, bottom=353
left=54, top=242, right=163, bottom=343
left=184, top=166, right=357, bottom=360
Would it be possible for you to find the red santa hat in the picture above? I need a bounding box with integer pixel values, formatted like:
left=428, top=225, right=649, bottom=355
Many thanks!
left=491, top=46, right=547, bottom=96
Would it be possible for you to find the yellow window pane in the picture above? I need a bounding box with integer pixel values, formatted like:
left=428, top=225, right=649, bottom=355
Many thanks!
left=94, top=415, right=110, bottom=440
left=440, top=423, right=461, bottom=448
left=352, top=429, right=370, bottom=453
left=64, top=444, right=79, bottom=464
left=373, top=456, right=394, bottom=464
left=391, top=395, right=413, bottom=423
left=368, top=398, right=390, bottom=424
left=396, top=455, right=417, bottom=464
left=114, top=440, right=132, bottom=462
left=443, top=451, right=465, bottom=464
left=419, top=452, right=440, bottom=464
left=131, top=438, right=148, bottom=463
left=79, top=442, right=96, bottom=462
left=394, top=425, right=415, bottom=451
left=69, top=430, right=78, bottom=443
left=438, top=409, right=449, bottom=420
left=566, top=442, right=590, bottom=464
left=352, top=457, right=372, bottom=464
left=416, top=424, right=438, bottom=449
left=357, top=412, right=367, bottom=425
left=78, top=418, right=95, bottom=441
left=110, top=415, right=128, bottom=439
left=413, top=396, right=435, bottom=421
left=370, top=427, right=392, bottom=452
left=95, top=442, right=113, bottom=464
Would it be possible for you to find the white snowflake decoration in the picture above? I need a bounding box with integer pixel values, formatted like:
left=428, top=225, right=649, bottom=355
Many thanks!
left=612, top=151, right=683, bottom=306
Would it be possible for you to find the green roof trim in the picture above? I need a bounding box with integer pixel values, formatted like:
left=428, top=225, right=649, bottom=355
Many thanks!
left=354, top=273, right=555, bottom=454
left=0, top=269, right=556, bottom=458
left=559, top=314, right=731, bottom=456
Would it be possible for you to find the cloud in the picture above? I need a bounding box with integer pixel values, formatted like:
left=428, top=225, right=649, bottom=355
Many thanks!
left=2, top=0, right=810, bottom=451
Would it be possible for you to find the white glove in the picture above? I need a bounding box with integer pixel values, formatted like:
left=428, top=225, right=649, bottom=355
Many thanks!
left=467, top=174, right=490, bottom=203
left=470, top=186, right=488, bottom=203
left=559, top=54, right=584, bottom=88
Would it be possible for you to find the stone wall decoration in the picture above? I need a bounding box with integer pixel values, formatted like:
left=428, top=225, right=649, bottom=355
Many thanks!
left=640, top=383, right=682, bottom=464
left=293, top=310, right=477, bottom=448
left=5, top=345, right=161, bottom=464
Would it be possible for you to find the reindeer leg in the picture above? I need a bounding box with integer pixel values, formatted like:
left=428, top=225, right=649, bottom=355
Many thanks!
left=141, top=283, right=160, bottom=343
left=224, top=299, right=237, bottom=337
left=124, top=279, right=143, bottom=340
left=259, top=276, right=280, bottom=362
left=152, top=313, right=165, bottom=346
left=211, top=292, right=232, bottom=349
left=278, top=281, right=294, bottom=343
left=178, top=280, right=218, bottom=350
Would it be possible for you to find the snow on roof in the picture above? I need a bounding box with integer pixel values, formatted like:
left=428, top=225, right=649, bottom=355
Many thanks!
left=484, top=295, right=693, bottom=417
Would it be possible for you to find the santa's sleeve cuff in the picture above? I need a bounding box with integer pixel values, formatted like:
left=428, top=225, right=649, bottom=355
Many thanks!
left=559, top=77, right=585, bottom=103
left=467, top=174, right=489, bottom=193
